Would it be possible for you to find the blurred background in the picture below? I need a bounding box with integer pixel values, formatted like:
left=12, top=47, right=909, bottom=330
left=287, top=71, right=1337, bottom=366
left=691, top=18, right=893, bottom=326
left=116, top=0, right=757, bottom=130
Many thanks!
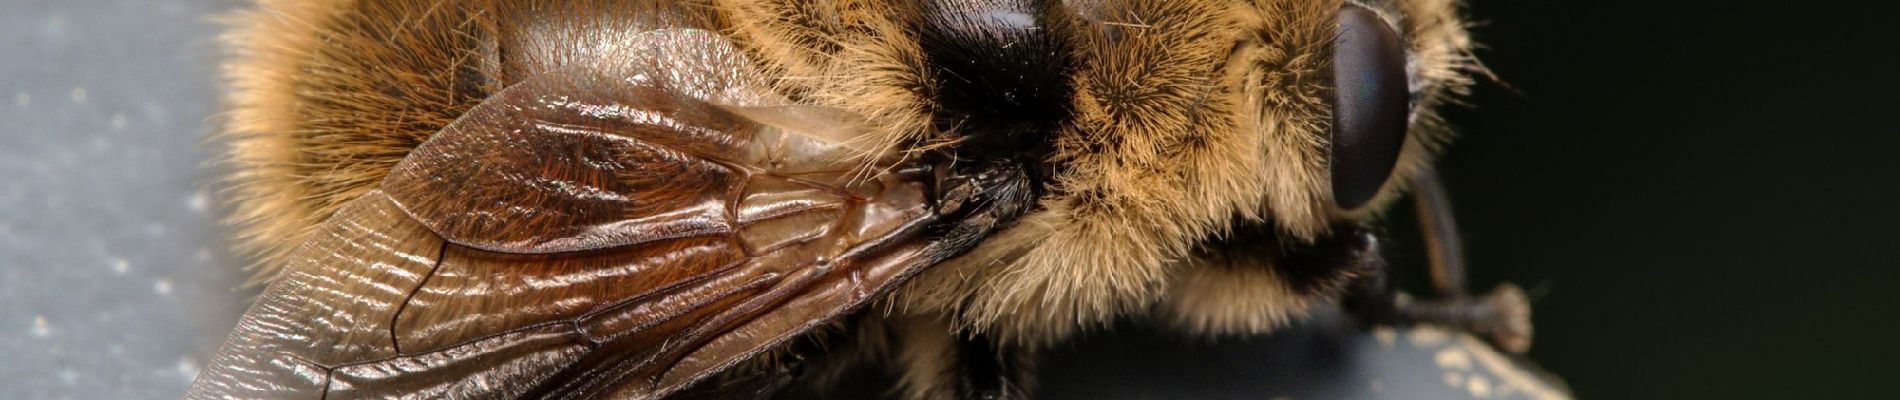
left=2, top=1, right=247, bottom=399
left=1427, top=1, right=1900, bottom=398
left=0, top=0, right=1894, bottom=399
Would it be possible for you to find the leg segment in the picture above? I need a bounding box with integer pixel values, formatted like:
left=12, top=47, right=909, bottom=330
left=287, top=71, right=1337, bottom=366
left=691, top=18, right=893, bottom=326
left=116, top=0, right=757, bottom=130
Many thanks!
left=1412, top=169, right=1469, bottom=297
left=1340, top=171, right=1534, bottom=353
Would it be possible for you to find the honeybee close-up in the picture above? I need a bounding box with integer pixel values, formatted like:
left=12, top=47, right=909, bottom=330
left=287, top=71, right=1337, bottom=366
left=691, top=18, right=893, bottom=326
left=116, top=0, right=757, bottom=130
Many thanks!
left=179, top=0, right=1560, bottom=398
left=8, top=0, right=1894, bottom=399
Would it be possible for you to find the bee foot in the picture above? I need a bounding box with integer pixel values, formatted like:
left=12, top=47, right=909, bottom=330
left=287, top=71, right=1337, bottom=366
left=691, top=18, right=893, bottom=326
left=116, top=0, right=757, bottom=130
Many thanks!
left=1389, top=284, right=1533, bottom=354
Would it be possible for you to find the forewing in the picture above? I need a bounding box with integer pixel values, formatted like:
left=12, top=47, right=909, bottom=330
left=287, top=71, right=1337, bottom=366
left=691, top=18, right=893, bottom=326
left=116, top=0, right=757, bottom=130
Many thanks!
left=189, top=41, right=960, bottom=399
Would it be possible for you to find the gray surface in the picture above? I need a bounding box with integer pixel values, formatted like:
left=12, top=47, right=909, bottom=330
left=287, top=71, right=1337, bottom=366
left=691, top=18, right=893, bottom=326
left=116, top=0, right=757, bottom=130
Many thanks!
left=1, top=0, right=248, bottom=399
left=1038, top=312, right=1566, bottom=400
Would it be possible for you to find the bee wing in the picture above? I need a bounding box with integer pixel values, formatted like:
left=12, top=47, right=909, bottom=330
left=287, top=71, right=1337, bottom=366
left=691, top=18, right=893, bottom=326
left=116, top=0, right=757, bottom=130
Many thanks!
left=187, top=67, right=967, bottom=399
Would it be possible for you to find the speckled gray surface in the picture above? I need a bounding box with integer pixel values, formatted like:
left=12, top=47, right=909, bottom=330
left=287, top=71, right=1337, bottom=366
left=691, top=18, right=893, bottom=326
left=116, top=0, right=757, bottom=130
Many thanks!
left=1, top=0, right=247, bottom=398
left=1037, top=311, right=1566, bottom=400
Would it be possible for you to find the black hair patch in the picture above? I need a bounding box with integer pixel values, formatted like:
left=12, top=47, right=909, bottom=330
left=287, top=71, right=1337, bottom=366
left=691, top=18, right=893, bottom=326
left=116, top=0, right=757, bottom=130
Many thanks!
left=1196, top=222, right=1383, bottom=298
left=918, top=0, right=1075, bottom=162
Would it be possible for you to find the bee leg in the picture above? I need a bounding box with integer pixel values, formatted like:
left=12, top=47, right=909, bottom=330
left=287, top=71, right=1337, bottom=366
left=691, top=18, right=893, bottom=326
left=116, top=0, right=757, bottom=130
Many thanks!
left=1407, top=170, right=1534, bottom=353
left=1339, top=198, right=1534, bottom=353
left=1411, top=169, right=1468, bottom=297
left=1344, top=274, right=1533, bottom=353
left=1400, top=284, right=1533, bottom=353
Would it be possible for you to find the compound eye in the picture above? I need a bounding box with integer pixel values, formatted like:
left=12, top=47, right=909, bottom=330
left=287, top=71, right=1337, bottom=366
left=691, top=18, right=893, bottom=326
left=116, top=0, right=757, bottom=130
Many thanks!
left=1330, top=5, right=1411, bottom=209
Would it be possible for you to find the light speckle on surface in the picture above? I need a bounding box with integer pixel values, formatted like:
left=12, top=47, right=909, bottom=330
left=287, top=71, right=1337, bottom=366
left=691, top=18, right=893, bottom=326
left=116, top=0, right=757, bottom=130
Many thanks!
left=59, top=369, right=79, bottom=386
left=1372, top=326, right=1397, bottom=347
left=176, top=356, right=200, bottom=384
left=32, top=315, right=51, bottom=337
left=1409, top=325, right=1451, bottom=346
left=14, top=92, right=27, bottom=107
left=41, top=10, right=69, bottom=37
left=1468, top=375, right=1494, bottom=398
left=154, top=279, right=173, bottom=295
left=110, top=113, right=128, bottom=129
left=1444, top=371, right=1465, bottom=389
left=111, top=258, right=130, bottom=275
left=187, top=191, right=209, bottom=213
left=70, top=87, right=87, bottom=103
left=1435, top=348, right=1473, bottom=371
left=1461, top=336, right=1573, bottom=400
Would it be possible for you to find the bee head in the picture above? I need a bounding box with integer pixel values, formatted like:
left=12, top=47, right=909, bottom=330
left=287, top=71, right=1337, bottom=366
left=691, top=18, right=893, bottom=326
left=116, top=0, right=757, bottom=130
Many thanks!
left=899, top=0, right=1477, bottom=344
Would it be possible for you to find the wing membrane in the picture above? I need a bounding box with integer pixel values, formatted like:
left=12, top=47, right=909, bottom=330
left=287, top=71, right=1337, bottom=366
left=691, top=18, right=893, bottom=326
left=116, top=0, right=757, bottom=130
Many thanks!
left=187, top=193, right=447, bottom=398
left=190, top=40, right=968, bottom=399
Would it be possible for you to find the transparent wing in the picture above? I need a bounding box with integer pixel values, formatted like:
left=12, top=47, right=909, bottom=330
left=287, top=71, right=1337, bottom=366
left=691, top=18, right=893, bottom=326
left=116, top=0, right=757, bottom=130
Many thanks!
left=187, top=51, right=971, bottom=399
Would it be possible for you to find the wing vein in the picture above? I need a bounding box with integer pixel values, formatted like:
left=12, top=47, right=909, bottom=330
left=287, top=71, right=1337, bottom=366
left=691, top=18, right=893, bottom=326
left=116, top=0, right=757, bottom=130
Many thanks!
left=386, top=236, right=449, bottom=356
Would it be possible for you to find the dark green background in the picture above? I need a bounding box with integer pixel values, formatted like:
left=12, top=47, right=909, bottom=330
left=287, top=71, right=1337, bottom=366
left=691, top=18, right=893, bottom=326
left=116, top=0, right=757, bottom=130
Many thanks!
left=1425, top=1, right=1900, bottom=398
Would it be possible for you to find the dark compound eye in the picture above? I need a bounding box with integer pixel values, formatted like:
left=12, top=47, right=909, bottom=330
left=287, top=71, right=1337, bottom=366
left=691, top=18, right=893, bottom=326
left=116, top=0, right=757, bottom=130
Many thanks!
left=1330, top=5, right=1411, bottom=209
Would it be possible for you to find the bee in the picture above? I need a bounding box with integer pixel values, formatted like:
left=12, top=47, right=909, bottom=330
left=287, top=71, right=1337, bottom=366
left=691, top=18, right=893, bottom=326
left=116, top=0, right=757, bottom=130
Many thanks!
left=189, top=0, right=1537, bottom=399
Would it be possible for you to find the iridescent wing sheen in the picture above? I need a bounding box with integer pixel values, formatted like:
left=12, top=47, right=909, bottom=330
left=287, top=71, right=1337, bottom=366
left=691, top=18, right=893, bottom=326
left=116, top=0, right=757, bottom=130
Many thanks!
left=186, top=51, right=978, bottom=399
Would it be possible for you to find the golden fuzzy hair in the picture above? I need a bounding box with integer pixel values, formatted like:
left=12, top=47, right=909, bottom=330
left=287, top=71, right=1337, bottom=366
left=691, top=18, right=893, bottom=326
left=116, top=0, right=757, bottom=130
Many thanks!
left=220, top=0, right=490, bottom=282
left=219, top=0, right=1475, bottom=352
